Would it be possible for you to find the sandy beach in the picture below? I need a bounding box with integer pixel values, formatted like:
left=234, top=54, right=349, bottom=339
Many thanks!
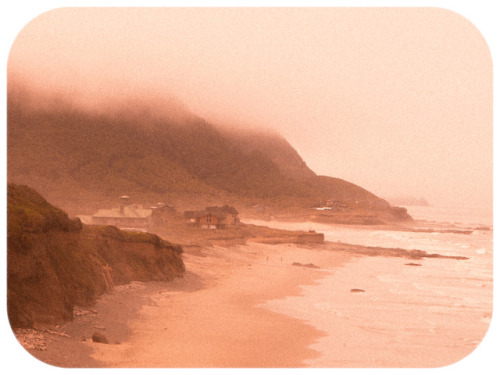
left=18, top=241, right=357, bottom=368
left=14, top=225, right=491, bottom=369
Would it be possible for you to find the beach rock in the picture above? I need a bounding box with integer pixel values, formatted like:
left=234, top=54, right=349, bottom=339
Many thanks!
left=350, top=288, right=365, bottom=293
left=92, top=332, right=109, bottom=344
left=292, top=262, right=319, bottom=269
left=14, top=329, right=49, bottom=351
left=474, top=226, right=491, bottom=231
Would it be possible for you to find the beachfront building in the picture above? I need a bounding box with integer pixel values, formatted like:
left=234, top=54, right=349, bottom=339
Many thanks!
left=184, top=205, right=239, bottom=229
left=150, top=203, right=177, bottom=226
left=91, top=196, right=153, bottom=232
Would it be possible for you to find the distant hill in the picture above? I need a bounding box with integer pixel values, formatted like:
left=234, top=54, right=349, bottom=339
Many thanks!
left=7, top=85, right=410, bottom=222
left=217, top=126, right=316, bottom=179
left=387, top=196, right=430, bottom=207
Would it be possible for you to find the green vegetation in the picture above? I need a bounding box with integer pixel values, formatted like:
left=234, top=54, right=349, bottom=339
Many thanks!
left=7, top=184, right=82, bottom=234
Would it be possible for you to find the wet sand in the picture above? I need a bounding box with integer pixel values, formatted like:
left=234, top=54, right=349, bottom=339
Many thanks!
left=20, top=242, right=357, bottom=368
left=15, top=235, right=492, bottom=369
left=264, top=255, right=491, bottom=368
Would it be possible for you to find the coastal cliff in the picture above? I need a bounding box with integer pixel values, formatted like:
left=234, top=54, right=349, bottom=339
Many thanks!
left=7, top=184, right=185, bottom=328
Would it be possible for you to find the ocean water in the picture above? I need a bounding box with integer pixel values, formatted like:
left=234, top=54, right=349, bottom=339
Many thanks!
left=250, top=206, right=493, bottom=367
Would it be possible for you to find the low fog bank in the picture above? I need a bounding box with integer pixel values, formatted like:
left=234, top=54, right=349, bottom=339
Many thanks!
left=7, top=75, right=198, bottom=127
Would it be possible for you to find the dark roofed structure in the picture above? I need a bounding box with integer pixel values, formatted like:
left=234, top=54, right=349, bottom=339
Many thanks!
left=184, top=205, right=239, bottom=229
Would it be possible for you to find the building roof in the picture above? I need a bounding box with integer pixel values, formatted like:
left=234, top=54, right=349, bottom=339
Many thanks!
left=183, top=209, right=231, bottom=220
left=206, top=205, right=239, bottom=215
left=183, top=211, right=198, bottom=219
left=183, top=210, right=210, bottom=219
left=93, top=206, right=152, bottom=219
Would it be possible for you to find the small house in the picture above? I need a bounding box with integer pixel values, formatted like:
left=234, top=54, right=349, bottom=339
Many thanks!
left=184, top=205, right=239, bottom=229
left=91, top=196, right=152, bottom=232
left=151, top=203, right=177, bottom=226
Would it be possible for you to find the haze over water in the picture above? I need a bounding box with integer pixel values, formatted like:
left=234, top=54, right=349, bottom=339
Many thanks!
left=3, top=4, right=495, bottom=371
left=258, top=205, right=493, bottom=367
left=7, top=7, right=493, bottom=210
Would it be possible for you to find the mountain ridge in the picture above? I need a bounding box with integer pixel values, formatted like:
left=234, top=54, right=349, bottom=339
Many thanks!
left=7, top=85, right=411, bottom=223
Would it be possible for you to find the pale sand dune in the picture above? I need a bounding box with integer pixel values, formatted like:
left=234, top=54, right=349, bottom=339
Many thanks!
left=87, top=243, right=356, bottom=367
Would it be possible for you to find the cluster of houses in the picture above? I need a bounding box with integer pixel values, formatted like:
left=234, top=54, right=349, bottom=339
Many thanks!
left=312, top=199, right=348, bottom=211
left=84, top=196, right=239, bottom=233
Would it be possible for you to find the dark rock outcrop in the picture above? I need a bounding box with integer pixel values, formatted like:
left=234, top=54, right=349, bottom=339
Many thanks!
left=91, top=332, right=109, bottom=344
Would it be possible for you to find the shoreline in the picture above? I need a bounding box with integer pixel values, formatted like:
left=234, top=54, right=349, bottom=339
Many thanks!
left=262, top=255, right=490, bottom=368
left=18, top=241, right=358, bottom=368
left=88, top=243, right=358, bottom=368
left=13, top=221, right=491, bottom=368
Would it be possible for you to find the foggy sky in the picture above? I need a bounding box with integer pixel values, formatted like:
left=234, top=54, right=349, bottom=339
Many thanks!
left=7, top=7, right=492, bottom=209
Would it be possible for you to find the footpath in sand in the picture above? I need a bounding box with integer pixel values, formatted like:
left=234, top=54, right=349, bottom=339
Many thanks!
left=17, top=241, right=356, bottom=368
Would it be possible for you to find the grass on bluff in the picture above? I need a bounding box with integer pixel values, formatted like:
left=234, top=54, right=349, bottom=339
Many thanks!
left=7, top=184, right=185, bottom=328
